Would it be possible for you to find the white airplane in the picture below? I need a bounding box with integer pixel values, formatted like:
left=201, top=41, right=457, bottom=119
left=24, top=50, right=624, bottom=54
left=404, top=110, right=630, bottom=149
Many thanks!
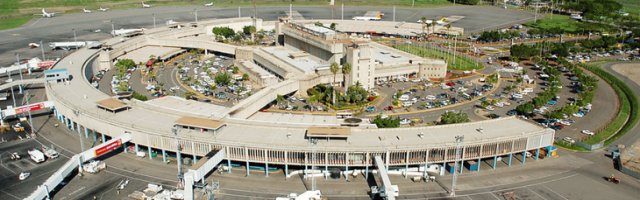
left=35, top=8, right=55, bottom=18
left=352, top=16, right=380, bottom=21
left=204, top=2, right=214, bottom=7
left=98, top=7, right=109, bottom=12
left=142, top=1, right=151, bottom=8
left=111, top=28, right=145, bottom=36
left=83, top=8, right=92, bottom=13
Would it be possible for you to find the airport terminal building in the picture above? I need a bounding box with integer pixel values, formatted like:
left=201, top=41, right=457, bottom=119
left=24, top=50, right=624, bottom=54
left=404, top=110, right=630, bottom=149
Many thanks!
left=46, top=17, right=555, bottom=179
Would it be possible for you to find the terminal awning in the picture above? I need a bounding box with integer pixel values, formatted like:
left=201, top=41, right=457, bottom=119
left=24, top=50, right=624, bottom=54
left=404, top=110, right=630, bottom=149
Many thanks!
left=96, top=98, right=129, bottom=112
left=175, top=116, right=225, bottom=130
left=306, top=127, right=351, bottom=138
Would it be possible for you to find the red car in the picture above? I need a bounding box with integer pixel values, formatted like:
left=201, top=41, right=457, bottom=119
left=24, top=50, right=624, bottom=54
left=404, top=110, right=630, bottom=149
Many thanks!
left=384, top=106, right=394, bottom=111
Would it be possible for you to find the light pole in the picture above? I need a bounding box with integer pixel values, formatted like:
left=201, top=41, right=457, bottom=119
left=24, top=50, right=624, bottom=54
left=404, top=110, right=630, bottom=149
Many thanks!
left=450, top=135, right=464, bottom=197
left=194, top=9, right=198, bottom=23
left=173, top=126, right=184, bottom=189
left=40, top=40, right=45, bottom=61
left=15, top=53, right=24, bottom=94
left=73, top=28, right=77, bottom=45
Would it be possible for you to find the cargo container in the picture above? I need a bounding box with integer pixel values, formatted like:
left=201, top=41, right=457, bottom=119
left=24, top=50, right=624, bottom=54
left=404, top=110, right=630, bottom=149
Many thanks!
left=465, top=160, right=479, bottom=171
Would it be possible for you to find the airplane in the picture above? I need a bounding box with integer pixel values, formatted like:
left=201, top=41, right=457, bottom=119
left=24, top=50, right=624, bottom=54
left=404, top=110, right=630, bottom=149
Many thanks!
left=34, top=8, right=55, bottom=18
left=83, top=8, right=92, bottom=13
left=204, top=2, right=214, bottom=7
left=352, top=16, right=380, bottom=21
left=142, top=1, right=151, bottom=8
left=111, top=28, right=145, bottom=37
left=98, top=7, right=109, bottom=12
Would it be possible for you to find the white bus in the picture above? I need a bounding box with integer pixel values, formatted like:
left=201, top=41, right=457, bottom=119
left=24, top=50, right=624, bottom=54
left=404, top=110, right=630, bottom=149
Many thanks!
left=336, top=112, right=353, bottom=119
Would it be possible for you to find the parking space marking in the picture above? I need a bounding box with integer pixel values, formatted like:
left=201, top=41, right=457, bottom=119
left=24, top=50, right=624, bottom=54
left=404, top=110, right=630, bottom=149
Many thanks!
left=0, top=189, right=21, bottom=200
left=542, top=185, right=568, bottom=200
left=1, top=163, right=18, bottom=174
left=527, top=187, right=548, bottom=200
left=489, top=192, right=501, bottom=200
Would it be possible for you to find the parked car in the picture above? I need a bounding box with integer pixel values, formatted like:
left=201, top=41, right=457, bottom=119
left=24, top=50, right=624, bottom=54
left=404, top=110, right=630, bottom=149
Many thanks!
left=400, top=118, right=411, bottom=125
left=563, top=137, right=576, bottom=144
left=366, top=106, right=375, bottom=112
left=581, top=130, right=594, bottom=136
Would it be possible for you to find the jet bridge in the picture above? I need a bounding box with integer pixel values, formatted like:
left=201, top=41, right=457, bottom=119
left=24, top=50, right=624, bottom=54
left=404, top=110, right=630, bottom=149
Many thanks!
left=374, top=155, right=399, bottom=200
left=183, top=148, right=226, bottom=200
left=24, top=133, right=132, bottom=200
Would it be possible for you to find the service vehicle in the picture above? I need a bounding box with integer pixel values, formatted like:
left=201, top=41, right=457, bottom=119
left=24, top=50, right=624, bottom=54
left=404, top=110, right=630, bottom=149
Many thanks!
left=28, top=149, right=45, bottom=163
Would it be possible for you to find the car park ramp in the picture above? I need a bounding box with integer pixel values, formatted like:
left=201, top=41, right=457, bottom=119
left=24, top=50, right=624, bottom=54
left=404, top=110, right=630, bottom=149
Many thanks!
left=374, top=155, right=399, bottom=200
left=24, top=133, right=132, bottom=200
left=0, top=78, right=45, bottom=91
left=227, top=79, right=299, bottom=119
left=183, top=148, right=226, bottom=200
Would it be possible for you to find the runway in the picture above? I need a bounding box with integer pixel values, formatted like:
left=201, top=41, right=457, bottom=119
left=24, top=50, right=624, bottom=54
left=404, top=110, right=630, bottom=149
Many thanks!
left=0, top=5, right=534, bottom=66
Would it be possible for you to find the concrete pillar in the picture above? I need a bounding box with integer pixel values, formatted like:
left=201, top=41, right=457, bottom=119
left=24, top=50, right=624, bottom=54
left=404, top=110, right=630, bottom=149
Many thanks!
left=246, top=161, right=250, bottom=176
left=535, top=149, right=540, bottom=160
left=148, top=146, right=153, bottom=160
left=101, top=133, right=106, bottom=144
left=345, top=166, right=349, bottom=181
left=365, top=165, right=369, bottom=180
left=193, top=154, right=197, bottom=163
left=493, top=156, right=497, bottom=169
left=135, top=143, right=139, bottom=153
left=522, top=151, right=526, bottom=165
left=84, top=127, right=89, bottom=138
left=285, top=163, right=288, bottom=177
left=92, top=130, right=97, bottom=142
left=227, top=160, right=232, bottom=173
left=76, top=123, right=81, bottom=135
left=508, top=153, right=512, bottom=166
left=265, top=162, right=269, bottom=177
left=459, top=160, right=463, bottom=174
left=64, top=117, right=70, bottom=129
left=477, top=158, right=481, bottom=172
left=162, top=149, right=167, bottom=163
left=123, top=142, right=128, bottom=153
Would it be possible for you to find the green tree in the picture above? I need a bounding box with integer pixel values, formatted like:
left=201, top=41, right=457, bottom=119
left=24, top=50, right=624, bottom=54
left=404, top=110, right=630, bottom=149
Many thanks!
left=372, top=115, right=400, bottom=128
left=329, top=23, right=337, bottom=30
left=420, top=16, right=428, bottom=35
left=214, top=73, right=232, bottom=86
left=184, top=91, right=196, bottom=100
left=232, top=66, right=240, bottom=74
left=212, top=27, right=235, bottom=38
left=242, top=73, right=250, bottom=81
left=341, top=63, right=351, bottom=89
left=440, top=111, right=470, bottom=125
left=242, top=25, right=256, bottom=35
left=330, top=62, right=339, bottom=86
left=516, top=102, right=535, bottom=115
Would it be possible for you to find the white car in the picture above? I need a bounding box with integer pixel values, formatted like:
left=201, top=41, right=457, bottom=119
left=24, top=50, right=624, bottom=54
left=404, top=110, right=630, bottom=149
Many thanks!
left=425, top=95, right=436, bottom=100
left=563, top=137, right=576, bottom=144
left=581, top=130, right=594, bottom=135
left=19, top=172, right=30, bottom=180
left=400, top=118, right=411, bottom=125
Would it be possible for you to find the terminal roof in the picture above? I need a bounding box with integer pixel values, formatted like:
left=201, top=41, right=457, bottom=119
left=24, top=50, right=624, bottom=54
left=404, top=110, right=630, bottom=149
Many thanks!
left=175, top=116, right=225, bottom=130
left=96, top=98, right=128, bottom=112
left=306, top=127, right=351, bottom=138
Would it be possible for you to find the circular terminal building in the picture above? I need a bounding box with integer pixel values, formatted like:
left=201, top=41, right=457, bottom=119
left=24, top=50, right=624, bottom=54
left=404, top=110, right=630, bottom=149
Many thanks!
left=46, top=17, right=554, bottom=181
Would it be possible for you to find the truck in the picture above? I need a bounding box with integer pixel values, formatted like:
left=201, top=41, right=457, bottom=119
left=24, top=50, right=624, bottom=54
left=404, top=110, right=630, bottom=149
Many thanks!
left=42, top=146, right=59, bottom=159
left=28, top=149, right=45, bottom=163
left=83, top=160, right=106, bottom=173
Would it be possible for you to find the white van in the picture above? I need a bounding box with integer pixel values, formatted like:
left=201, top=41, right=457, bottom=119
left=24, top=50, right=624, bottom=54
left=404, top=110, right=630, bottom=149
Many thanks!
left=399, top=94, right=410, bottom=101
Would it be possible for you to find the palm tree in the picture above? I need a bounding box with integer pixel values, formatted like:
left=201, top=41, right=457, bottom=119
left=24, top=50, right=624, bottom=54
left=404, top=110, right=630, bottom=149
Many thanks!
left=341, top=63, right=351, bottom=91
left=420, top=16, right=427, bottom=36
left=330, top=62, right=339, bottom=87
left=431, top=20, right=437, bottom=34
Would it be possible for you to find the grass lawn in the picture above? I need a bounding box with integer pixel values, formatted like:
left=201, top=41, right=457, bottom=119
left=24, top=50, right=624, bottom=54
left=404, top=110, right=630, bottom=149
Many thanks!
left=0, top=15, right=32, bottom=30
left=524, top=14, right=580, bottom=33
left=394, top=44, right=483, bottom=71
left=0, top=0, right=453, bottom=30
left=616, top=0, right=640, bottom=16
